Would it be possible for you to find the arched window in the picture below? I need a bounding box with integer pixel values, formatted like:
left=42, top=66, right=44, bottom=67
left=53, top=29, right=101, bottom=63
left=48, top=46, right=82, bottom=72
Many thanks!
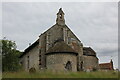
left=65, top=61, right=72, bottom=71
left=80, top=61, right=83, bottom=70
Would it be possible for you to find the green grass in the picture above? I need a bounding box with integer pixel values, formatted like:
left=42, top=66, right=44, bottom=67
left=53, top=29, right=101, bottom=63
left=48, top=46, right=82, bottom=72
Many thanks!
left=2, top=70, right=119, bottom=78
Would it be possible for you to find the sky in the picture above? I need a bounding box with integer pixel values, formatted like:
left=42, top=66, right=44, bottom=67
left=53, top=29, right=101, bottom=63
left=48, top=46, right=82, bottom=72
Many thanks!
left=2, top=2, right=118, bottom=69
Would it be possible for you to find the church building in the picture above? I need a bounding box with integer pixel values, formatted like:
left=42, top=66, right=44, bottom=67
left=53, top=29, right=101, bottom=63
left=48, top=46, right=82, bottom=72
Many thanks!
left=19, top=8, right=99, bottom=72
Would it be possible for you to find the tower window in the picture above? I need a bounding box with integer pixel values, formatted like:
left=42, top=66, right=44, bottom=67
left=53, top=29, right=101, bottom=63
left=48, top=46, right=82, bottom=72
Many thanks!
left=60, top=14, right=62, bottom=19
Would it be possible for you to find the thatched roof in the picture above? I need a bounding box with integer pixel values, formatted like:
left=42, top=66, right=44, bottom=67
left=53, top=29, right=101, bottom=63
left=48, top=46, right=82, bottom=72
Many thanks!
left=46, top=41, right=78, bottom=55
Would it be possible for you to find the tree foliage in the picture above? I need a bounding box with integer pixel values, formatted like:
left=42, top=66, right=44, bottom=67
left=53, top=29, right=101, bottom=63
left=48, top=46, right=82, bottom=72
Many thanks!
left=1, top=39, right=22, bottom=72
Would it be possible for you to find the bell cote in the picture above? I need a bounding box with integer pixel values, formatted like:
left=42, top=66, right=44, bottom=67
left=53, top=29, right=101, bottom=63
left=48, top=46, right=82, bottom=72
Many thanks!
left=56, top=8, right=65, bottom=25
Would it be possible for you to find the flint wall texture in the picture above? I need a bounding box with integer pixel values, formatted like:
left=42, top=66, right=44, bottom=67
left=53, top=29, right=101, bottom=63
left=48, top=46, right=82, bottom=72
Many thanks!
left=83, top=56, right=99, bottom=71
left=21, top=44, right=39, bottom=71
left=46, top=53, right=77, bottom=72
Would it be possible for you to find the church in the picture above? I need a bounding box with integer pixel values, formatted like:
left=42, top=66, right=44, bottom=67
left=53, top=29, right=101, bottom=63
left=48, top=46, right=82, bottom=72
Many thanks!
left=19, top=8, right=99, bottom=72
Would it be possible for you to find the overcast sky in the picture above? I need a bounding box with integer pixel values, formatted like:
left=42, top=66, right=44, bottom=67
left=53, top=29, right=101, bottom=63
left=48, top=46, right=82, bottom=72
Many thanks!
left=2, top=2, right=118, bottom=69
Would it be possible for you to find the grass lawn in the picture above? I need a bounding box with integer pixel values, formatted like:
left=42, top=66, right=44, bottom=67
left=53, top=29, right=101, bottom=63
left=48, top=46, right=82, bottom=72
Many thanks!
left=2, top=70, right=119, bottom=78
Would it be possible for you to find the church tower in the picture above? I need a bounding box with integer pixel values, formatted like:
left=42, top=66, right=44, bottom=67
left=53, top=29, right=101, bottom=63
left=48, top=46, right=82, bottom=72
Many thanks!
left=56, top=8, right=65, bottom=25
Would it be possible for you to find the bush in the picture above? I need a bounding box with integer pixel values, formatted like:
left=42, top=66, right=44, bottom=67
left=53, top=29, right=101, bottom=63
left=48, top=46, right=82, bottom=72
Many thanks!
left=1, top=39, right=22, bottom=72
left=29, top=67, right=36, bottom=73
left=93, top=68, right=97, bottom=71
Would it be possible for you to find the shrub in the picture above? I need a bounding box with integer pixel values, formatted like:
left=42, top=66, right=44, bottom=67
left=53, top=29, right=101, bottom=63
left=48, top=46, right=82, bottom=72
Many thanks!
left=29, top=67, right=36, bottom=73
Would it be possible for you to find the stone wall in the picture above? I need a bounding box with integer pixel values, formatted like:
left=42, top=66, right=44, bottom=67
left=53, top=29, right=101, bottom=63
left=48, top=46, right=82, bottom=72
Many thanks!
left=21, top=44, right=39, bottom=71
left=39, top=34, right=46, bottom=69
left=39, top=24, right=83, bottom=53
left=46, top=53, right=77, bottom=72
left=45, top=24, right=64, bottom=50
left=82, top=55, right=99, bottom=71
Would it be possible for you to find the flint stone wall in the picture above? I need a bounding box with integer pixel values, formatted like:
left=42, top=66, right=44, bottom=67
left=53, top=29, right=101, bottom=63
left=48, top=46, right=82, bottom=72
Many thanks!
left=82, top=55, right=99, bottom=71
left=46, top=53, right=77, bottom=72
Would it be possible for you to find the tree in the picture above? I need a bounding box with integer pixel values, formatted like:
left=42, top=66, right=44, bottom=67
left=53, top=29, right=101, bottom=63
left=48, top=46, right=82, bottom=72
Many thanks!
left=1, top=39, right=22, bottom=72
